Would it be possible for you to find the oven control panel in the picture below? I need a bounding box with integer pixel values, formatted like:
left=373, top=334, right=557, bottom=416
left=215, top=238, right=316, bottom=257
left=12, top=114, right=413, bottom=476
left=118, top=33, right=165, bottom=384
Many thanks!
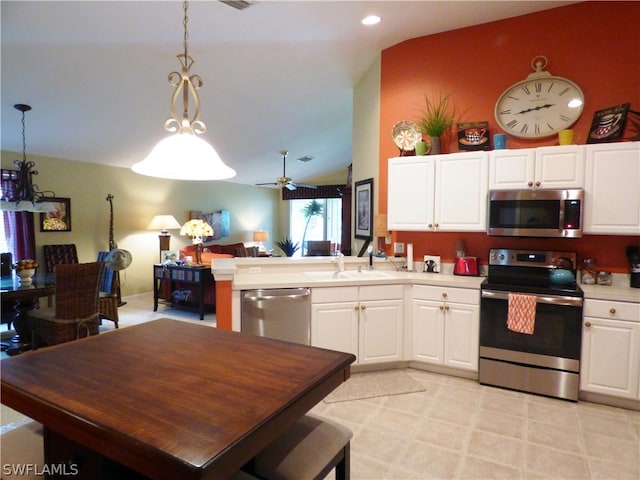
left=489, top=249, right=576, bottom=269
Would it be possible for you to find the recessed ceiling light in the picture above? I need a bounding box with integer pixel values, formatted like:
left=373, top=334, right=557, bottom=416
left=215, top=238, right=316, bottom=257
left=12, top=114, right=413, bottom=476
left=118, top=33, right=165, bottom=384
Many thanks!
left=361, top=15, right=381, bottom=26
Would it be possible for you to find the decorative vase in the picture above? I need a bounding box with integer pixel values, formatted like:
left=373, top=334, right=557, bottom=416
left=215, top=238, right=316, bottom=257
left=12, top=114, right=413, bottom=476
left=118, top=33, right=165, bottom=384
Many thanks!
left=16, top=268, right=35, bottom=284
left=429, top=136, right=441, bottom=155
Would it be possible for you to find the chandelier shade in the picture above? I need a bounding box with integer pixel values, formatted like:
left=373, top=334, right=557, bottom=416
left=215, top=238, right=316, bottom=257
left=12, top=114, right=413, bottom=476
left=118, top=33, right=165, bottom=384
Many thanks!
left=132, top=0, right=236, bottom=181
left=133, top=134, right=235, bottom=180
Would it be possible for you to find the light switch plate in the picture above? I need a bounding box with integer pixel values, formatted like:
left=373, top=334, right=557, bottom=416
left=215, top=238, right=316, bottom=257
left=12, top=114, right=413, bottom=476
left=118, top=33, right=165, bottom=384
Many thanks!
left=393, top=242, right=405, bottom=256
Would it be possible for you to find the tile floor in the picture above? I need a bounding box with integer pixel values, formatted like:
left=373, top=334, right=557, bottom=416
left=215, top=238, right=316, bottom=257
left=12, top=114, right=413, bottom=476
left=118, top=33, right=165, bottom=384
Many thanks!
left=2, top=293, right=639, bottom=479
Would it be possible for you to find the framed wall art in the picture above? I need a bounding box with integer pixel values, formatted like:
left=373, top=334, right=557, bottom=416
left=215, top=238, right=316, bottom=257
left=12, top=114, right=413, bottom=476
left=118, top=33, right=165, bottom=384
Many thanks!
left=587, top=103, right=630, bottom=143
left=40, top=197, right=71, bottom=232
left=354, top=178, right=373, bottom=239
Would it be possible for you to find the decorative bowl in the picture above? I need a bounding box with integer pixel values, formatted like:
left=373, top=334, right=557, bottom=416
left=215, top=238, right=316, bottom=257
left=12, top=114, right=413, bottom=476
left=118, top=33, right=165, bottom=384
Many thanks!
left=16, top=268, right=36, bottom=284
left=550, top=269, right=575, bottom=285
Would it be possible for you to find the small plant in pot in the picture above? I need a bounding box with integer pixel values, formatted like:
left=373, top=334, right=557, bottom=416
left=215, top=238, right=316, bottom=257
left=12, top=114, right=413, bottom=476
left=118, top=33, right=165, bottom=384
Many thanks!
left=274, top=237, right=300, bottom=257
left=417, top=93, right=456, bottom=154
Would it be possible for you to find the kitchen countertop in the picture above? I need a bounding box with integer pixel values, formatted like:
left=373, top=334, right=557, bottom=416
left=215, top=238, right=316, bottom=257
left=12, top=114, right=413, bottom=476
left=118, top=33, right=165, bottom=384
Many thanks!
left=580, top=284, right=640, bottom=303
left=213, top=257, right=639, bottom=304
left=232, top=270, right=486, bottom=290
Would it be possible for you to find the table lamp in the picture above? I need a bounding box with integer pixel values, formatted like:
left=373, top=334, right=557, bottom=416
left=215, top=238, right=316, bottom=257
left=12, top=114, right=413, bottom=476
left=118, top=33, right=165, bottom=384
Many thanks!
left=147, top=215, right=182, bottom=261
left=180, top=219, right=213, bottom=265
left=253, top=230, right=269, bottom=254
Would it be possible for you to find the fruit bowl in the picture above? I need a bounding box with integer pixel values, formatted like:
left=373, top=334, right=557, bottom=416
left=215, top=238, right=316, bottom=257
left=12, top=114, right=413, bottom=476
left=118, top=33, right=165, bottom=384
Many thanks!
left=16, top=268, right=36, bottom=283
left=12, top=259, right=39, bottom=284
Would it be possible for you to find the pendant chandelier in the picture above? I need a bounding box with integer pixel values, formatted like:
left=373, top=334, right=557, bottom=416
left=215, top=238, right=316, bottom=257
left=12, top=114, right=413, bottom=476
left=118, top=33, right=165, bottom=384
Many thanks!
left=132, top=1, right=236, bottom=181
left=1, top=104, right=56, bottom=213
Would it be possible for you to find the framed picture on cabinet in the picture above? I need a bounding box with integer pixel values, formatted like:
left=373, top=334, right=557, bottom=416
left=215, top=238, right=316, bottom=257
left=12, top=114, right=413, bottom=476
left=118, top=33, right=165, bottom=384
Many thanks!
left=354, top=178, right=373, bottom=239
left=39, top=197, right=71, bottom=232
left=587, top=103, right=630, bottom=143
left=457, top=121, right=490, bottom=151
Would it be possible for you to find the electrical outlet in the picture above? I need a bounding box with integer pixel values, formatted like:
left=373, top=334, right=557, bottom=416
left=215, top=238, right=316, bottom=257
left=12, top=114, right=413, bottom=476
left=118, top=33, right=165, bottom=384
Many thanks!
left=249, top=267, right=261, bottom=274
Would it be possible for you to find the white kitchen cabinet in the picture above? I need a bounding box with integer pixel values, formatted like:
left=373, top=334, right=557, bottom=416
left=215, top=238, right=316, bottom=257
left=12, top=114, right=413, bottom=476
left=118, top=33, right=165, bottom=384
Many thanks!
left=411, top=285, right=479, bottom=372
left=387, top=151, right=488, bottom=232
left=311, top=285, right=404, bottom=365
left=581, top=298, right=640, bottom=400
left=583, top=142, right=640, bottom=235
left=488, top=145, right=585, bottom=190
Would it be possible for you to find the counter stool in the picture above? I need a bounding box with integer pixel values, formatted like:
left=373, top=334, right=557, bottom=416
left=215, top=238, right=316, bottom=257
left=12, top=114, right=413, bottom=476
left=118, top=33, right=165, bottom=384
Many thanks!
left=250, top=414, right=352, bottom=480
left=0, top=421, right=44, bottom=480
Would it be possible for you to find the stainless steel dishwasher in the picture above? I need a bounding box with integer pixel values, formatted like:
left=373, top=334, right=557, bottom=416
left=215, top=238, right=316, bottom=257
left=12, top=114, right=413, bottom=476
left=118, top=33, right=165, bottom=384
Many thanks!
left=241, top=288, right=311, bottom=345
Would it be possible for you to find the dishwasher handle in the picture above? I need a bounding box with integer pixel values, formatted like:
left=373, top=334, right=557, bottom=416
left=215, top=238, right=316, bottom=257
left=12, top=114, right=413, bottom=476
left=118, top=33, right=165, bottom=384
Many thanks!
left=242, top=288, right=310, bottom=302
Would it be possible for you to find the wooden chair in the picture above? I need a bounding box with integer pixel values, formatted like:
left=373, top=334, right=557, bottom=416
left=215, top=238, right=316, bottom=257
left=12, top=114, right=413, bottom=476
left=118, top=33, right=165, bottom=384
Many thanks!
left=1, top=252, right=17, bottom=331
left=97, top=251, right=119, bottom=328
left=305, top=240, right=332, bottom=256
left=29, top=262, right=104, bottom=349
left=249, top=414, right=352, bottom=480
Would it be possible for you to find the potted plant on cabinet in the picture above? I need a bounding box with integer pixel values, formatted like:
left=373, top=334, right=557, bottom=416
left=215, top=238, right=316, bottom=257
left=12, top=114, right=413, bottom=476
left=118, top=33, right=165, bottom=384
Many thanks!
left=417, top=93, right=456, bottom=155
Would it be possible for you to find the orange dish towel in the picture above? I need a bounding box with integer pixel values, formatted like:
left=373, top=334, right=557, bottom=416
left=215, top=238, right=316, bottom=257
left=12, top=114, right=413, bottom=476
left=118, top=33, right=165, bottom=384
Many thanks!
left=507, top=293, right=537, bottom=335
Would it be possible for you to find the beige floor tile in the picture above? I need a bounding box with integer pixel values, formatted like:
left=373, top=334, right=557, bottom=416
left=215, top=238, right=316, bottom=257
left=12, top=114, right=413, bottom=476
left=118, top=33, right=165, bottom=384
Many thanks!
left=582, top=430, right=640, bottom=467
left=368, top=407, right=420, bottom=435
left=414, top=417, right=470, bottom=451
left=474, top=409, right=526, bottom=439
left=395, top=438, right=460, bottom=479
left=578, top=409, right=638, bottom=441
left=352, top=425, right=409, bottom=464
left=427, top=400, right=477, bottom=426
left=527, top=401, right=579, bottom=429
left=466, top=430, right=525, bottom=468
left=525, top=443, right=590, bottom=479
left=588, top=457, right=640, bottom=480
left=480, top=388, right=529, bottom=417
left=457, top=456, right=523, bottom=479
left=527, top=418, right=583, bottom=454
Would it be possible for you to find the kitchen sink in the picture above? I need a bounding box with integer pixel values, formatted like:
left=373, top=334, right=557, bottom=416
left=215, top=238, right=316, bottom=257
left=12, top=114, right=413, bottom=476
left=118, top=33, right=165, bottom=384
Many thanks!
left=304, top=270, right=394, bottom=281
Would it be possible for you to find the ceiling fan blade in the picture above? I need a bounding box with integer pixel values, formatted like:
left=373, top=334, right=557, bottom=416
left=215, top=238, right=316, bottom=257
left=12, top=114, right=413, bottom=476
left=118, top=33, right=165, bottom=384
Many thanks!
left=285, top=183, right=297, bottom=191
left=255, top=182, right=279, bottom=187
left=293, top=183, right=318, bottom=189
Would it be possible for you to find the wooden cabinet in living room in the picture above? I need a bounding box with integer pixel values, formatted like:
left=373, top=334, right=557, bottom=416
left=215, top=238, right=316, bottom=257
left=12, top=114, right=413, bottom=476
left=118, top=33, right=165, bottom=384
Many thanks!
left=387, top=151, right=488, bottom=232
left=311, top=285, right=404, bottom=365
left=583, top=141, right=640, bottom=235
left=410, top=285, right=479, bottom=372
left=488, top=145, right=585, bottom=190
left=580, top=298, right=640, bottom=401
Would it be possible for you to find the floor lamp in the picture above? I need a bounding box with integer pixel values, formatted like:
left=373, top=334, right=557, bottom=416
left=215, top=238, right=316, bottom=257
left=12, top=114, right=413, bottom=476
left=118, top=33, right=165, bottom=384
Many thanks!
left=147, top=215, right=181, bottom=261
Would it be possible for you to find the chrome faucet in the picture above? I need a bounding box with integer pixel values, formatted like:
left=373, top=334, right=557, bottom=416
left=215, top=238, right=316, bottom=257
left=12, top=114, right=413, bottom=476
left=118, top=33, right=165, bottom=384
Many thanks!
left=367, top=245, right=374, bottom=271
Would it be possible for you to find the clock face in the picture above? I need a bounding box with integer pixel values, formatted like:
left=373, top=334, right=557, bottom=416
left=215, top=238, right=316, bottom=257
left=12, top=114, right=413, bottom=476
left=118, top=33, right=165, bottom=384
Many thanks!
left=495, top=76, right=584, bottom=139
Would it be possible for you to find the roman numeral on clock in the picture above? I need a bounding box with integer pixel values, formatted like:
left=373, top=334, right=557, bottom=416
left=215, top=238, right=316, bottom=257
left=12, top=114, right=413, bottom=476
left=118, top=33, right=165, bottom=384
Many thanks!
left=507, top=119, right=518, bottom=129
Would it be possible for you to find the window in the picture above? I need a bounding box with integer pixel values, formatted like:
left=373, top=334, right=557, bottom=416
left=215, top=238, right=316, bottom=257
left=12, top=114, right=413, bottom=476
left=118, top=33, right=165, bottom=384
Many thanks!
left=289, top=198, right=342, bottom=257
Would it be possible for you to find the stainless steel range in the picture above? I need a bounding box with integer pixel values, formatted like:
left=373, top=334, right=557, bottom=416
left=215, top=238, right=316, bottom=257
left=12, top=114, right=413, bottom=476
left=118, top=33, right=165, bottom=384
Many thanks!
left=479, top=248, right=584, bottom=401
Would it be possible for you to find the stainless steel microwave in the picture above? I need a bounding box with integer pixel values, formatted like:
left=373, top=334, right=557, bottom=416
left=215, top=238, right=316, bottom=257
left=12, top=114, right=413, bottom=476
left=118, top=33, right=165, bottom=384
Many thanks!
left=487, top=189, right=584, bottom=238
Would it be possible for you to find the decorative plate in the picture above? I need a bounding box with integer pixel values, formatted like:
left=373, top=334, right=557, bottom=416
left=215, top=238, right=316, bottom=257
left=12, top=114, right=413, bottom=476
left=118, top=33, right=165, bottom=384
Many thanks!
left=391, top=120, right=422, bottom=151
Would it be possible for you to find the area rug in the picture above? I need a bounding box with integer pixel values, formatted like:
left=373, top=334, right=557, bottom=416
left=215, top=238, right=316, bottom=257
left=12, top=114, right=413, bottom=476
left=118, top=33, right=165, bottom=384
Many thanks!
left=324, top=370, right=426, bottom=403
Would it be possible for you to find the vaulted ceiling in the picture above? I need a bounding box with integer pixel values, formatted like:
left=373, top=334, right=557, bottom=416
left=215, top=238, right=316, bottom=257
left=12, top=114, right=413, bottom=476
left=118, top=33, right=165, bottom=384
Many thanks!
left=1, top=1, right=574, bottom=187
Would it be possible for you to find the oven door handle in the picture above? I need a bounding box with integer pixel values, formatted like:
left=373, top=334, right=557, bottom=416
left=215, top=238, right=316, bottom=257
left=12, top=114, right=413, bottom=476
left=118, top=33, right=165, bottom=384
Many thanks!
left=481, top=289, right=583, bottom=307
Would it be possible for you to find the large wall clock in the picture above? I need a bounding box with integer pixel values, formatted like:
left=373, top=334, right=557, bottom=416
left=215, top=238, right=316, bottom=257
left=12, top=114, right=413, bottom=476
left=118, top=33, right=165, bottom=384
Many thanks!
left=494, top=56, right=584, bottom=139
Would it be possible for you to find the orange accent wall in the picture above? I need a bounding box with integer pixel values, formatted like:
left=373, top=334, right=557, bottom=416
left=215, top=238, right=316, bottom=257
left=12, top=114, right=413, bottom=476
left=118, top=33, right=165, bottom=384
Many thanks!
left=378, top=2, right=640, bottom=273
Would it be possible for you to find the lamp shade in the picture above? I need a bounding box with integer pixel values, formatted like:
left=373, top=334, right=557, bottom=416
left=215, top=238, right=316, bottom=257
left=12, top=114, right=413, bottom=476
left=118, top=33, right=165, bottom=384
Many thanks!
left=132, top=133, right=236, bottom=181
left=147, top=215, right=181, bottom=234
left=180, top=219, right=213, bottom=242
left=253, top=230, right=269, bottom=242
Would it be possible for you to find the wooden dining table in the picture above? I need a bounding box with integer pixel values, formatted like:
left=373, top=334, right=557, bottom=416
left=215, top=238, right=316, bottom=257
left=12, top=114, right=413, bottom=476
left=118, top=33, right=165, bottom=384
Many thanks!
left=1, top=318, right=356, bottom=480
left=1, top=273, right=55, bottom=355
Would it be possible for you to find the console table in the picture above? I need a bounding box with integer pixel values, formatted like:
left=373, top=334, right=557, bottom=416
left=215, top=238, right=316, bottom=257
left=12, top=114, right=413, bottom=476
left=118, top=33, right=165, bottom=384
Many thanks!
left=153, top=264, right=214, bottom=319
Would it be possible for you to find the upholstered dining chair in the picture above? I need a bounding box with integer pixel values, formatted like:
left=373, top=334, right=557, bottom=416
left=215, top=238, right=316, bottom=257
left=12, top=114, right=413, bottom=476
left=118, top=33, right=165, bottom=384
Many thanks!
left=29, top=262, right=104, bottom=349
left=43, top=244, right=78, bottom=273
left=97, top=251, right=119, bottom=328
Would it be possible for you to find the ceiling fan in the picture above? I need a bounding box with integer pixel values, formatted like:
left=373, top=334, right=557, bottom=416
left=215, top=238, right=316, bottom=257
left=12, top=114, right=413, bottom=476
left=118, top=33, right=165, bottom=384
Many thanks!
left=256, top=151, right=318, bottom=191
